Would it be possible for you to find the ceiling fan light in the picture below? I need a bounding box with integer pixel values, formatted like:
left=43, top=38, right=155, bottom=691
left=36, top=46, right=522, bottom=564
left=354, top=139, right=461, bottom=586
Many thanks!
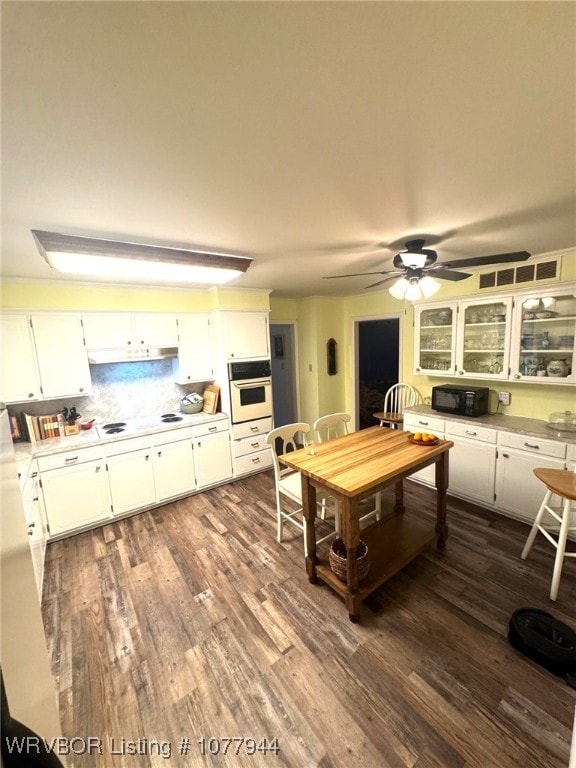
left=419, top=275, right=441, bottom=298
left=401, top=252, right=427, bottom=269
left=388, top=277, right=410, bottom=299
left=405, top=282, right=423, bottom=302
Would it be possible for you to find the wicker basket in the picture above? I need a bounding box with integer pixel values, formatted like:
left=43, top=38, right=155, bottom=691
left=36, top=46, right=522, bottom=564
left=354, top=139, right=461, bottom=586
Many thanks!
left=329, top=538, right=370, bottom=583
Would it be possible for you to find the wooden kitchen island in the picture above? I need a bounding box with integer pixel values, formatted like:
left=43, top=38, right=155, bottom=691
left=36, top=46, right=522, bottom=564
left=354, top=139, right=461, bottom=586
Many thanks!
left=280, top=426, right=453, bottom=622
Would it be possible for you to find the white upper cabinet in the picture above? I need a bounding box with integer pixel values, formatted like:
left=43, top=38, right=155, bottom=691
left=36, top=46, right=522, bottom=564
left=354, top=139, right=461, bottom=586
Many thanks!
left=82, top=313, right=178, bottom=349
left=414, top=285, right=574, bottom=385
left=510, top=288, right=575, bottom=384
left=0, top=314, right=42, bottom=403
left=454, top=296, right=513, bottom=379
left=221, top=311, right=269, bottom=360
left=173, top=314, right=214, bottom=383
left=30, top=314, right=92, bottom=399
left=414, top=302, right=457, bottom=376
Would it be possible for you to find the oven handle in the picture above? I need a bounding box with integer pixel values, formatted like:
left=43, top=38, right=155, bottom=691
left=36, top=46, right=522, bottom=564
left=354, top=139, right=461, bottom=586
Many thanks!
left=233, top=380, right=271, bottom=389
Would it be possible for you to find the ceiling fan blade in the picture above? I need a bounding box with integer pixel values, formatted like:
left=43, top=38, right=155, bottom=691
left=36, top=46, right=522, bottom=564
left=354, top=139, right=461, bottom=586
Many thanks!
left=365, top=275, right=399, bottom=289
left=437, top=250, right=530, bottom=269
left=431, top=268, right=472, bottom=282
left=323, top=269, right=397, bottom=280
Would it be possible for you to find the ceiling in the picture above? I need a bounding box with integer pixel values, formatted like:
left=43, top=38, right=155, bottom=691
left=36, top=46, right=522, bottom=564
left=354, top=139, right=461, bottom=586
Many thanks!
left=1, top=2, right=575, bottom=298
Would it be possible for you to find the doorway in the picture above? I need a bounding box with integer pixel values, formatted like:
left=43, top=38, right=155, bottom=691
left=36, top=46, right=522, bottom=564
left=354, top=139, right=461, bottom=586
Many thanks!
left=269, top=323, right=298, bottom=427
left=355, top=317, right=400, bottom=429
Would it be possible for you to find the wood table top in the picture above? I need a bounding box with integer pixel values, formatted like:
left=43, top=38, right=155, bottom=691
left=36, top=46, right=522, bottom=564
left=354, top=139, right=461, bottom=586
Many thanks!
left=280, top=426, right=453, bottom=498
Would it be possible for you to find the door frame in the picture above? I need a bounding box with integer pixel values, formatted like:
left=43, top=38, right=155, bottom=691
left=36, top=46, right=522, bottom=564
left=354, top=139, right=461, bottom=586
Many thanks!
left=352, top=312, right=404, bottom=430
left=269, top=320, right=301, bottom=424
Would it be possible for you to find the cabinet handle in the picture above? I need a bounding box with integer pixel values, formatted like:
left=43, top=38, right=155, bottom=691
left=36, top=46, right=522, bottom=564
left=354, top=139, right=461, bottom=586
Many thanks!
left=465, top=430, right=477, bottom=436
left=79, top=387, right=84, bottom=392
left=33, top=496, right=39, bottom=501
left=95, top=465, right=101, bottom=472
left=157, top=451, right=162, bottom=457
left=513, top=373, right=521, bottom=380
left=418, top=420, right=429, bottom=426
left=415, top=367, right=421, bottom=372
left=250, top=426, right=259, bottom=432
left=251, top=442, right=260, bottom=448
left=208, top=426, right=217, bottom=432
left=28, top=530, right=33, bottom=536
left=145, top=455, right=150, bottom=460
left=31, top=472, right=38, bottom=478
left=28, top=522, right=35, bottom=528
left=502, top=453, right=509, bottom=458
left=252, top=457, right=261, bottom=464
left=65, top=456, right=79, bottom=463
left=127, top=340, right=132, bottom=345
left=524, top=442, right=539, bottom=450
left=458, top=370, right=464, bottom=375
left=28, top=392, right=34, bottom=398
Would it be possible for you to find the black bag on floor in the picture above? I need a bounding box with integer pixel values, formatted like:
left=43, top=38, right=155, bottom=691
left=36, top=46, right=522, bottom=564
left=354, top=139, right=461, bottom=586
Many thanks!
left=508, top=608, right=576, bottom=687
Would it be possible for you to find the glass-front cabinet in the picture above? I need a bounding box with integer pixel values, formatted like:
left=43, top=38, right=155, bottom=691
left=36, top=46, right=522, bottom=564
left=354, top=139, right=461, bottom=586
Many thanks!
left=455, top=297, right=513, bottom=379
left=510, top=289, right=575, bottom=384
left=414, top=286, right=575, bottom=385
left=414, top=302, right=457, bottom=376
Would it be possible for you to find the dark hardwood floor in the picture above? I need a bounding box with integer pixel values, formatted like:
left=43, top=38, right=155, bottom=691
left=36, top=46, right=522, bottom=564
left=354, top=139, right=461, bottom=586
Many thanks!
left=42, top=472, right=576, bottom=768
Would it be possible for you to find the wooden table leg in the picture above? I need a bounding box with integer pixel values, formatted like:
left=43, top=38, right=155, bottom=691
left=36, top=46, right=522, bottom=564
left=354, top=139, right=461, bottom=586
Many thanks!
left=434, top=451, right=449, bottom=549
left=393, top=479, right=405, bottom=514
left=341, top=497, right=361, bottom=622
left=302, top=476, right=319, bottom=583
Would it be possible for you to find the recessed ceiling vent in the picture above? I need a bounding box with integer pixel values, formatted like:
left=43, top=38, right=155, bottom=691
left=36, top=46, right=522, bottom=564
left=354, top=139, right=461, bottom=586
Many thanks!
left=479, top=258, right=558, bottom=290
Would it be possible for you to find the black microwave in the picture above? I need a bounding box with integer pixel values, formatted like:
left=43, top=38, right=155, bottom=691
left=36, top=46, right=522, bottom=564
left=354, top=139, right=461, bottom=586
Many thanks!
left=431, top=385, right=489, bottom=417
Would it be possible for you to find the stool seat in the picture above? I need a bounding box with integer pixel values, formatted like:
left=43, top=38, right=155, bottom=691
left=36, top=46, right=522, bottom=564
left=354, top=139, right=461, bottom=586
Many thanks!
left=533, top=468, right=576, bottom=500
left=521, top=467, right=576, bottom=601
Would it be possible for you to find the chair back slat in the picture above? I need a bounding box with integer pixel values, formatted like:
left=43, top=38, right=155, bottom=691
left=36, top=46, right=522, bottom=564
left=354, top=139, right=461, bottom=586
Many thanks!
left=313, top=413, right=351, bottom=442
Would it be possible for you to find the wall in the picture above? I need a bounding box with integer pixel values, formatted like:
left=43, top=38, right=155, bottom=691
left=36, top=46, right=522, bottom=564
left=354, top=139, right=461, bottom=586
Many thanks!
left=0, top=279, right=270, bottom=312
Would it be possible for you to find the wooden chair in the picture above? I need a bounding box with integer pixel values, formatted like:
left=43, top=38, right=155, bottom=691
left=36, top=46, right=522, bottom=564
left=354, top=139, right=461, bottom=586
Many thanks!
left=312, top=412, right=381, bottom=523
left=373, top=383, right=418, bottom=429
left=265, top=422, right=339, bottom=555
left=521, top=467, right=576, bottom=601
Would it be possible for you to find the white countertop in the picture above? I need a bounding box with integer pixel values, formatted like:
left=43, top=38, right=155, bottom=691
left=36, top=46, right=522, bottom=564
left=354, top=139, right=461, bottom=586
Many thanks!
left=403, top=405, right=576, bottom=445
left=14, top=411, right=230, bottom=461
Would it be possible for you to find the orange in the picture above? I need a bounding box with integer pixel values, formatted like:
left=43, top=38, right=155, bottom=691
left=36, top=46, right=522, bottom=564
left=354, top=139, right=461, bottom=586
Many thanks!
left=414, top=432, right=422, bottom=441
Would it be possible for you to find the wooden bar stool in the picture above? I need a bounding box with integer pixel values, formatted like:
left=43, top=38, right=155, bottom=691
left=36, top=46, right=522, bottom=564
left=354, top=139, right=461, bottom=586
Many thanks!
left=521, top=468, right=576, bottom=601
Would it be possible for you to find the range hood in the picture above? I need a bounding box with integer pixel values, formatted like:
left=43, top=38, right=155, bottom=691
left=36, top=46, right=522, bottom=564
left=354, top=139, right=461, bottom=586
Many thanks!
left=87, top=347, right=178, bottom=364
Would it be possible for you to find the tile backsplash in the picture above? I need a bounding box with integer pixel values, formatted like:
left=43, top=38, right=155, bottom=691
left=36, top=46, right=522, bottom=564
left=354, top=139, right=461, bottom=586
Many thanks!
left=9, top=360, right=207, bottom=424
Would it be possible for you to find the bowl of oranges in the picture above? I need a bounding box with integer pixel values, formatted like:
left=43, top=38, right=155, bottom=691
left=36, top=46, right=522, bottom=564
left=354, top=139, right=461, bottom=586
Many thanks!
left=408, top=432, right=439, bottom=446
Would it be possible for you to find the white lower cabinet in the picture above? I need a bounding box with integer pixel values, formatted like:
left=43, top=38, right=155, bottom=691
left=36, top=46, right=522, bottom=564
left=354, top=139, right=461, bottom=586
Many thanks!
left=444, top=423, right=497, bottom=506
left=153, top=431, right=196, bottom=500
left=20, top=462, right=48, bottom=600
left=107, top=437, right=157, bottom=516
left=231, top=418, right=273, bottom=477
left=191, top=421, right=233, bottom=488
left=403, top=414, right=445, bottom=486
left=38, top=447, right=111, bottom=537
left=495, top=432, right=567, bottom=524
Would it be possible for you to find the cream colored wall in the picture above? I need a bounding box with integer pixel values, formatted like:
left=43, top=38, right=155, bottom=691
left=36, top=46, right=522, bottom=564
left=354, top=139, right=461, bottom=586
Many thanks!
left=0, top=279, right=270, bottom=312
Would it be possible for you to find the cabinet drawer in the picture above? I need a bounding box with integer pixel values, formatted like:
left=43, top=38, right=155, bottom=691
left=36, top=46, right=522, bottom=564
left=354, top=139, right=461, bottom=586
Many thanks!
left=403, top=414, right=445, bottom=433
left=234, top=449, right=273, bottom=475
left=152, top=427, right=192, bottom=446
left=37, top=445, right=105, bottom=471
left=232, top=417, right=273, bottom=440
left=105, top=435, right=151, bottom=456
left=191, top=420, right=229, bottom=439
left=444, top=422, right=497, bottom=443
left=498, top=432, right=566, bottom=459
left=234, top=435, right=270, bottom=458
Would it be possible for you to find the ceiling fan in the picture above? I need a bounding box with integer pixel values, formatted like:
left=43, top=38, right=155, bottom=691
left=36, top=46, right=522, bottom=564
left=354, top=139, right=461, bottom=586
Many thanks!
left=323, top=238, right=531, bottom=301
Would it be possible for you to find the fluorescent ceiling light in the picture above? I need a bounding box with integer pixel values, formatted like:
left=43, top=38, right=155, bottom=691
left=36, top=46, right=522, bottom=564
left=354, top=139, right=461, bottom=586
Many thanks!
left=32, top=230, right=252, bottom=285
